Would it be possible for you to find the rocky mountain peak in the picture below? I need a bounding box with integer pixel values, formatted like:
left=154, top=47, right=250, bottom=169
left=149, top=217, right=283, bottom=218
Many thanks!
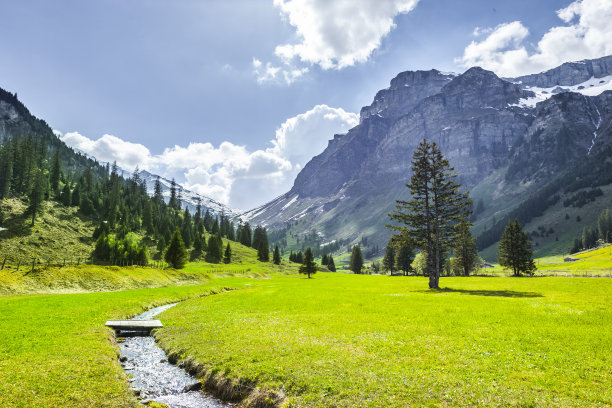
left=359, top=69, right=455, bottom=123
left=440, top=66, right=531, bottom=109
left=511, top=55, right=612, bottom=88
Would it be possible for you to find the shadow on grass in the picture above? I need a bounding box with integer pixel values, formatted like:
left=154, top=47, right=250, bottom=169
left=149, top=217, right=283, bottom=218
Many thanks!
left=416, top=287, right=544, bottom=298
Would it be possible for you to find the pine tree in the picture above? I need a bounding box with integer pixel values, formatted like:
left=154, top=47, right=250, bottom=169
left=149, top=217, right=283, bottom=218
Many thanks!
left=349, top=245, right=363, bottom=274
left=71, top=184, right=80, bottom=206
left=395, top=245, right=414, bottom=276
left=382, top=240, right=396, bottom=274
left=60, top=183, right=71, bottom=206
left=452, top=221, right=478, bottom=276
left=321, top=253, right=329, bottom=266
left=257, top=229, right=270, bottom=262
left=0, top=142, right=13, bottom=199
left=49, top=149, right=61, bottom=195
left=205, top=234, right=222, bottom=263
left=142, top=200, right=154, bottom=234
left=299, top=247, right=317, bottom=278
left=26, top=169, right=48, bottom=226
left=169, top=178, right=178, bottom=210
left=164, top=228, right=188, bottom=269
left=164, top=228, right=187, bottom=269
left=224, top=242, right=232, bottom=264
left=327, top=255, right=336, bottom=272
left=154, top=176, right=164, bottom=204
left=273, top=245, right=281, bottom=265
left=498, top=219, right=536, bottom=277
left=388, top=139, right=471, bottom=288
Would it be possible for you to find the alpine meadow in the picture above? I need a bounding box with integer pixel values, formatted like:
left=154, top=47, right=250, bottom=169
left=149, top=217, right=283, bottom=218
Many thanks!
left=1, top=1, right=611, bottom=407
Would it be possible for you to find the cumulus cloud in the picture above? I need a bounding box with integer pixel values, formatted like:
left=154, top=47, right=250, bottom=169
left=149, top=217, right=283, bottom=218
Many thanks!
left=273, top=0, right=419, bottom=69
left=58, top=105, right=358, bottom=210
left=253, top=0, right=419, bottom=84
left=458, top=0, right=612, bottom=77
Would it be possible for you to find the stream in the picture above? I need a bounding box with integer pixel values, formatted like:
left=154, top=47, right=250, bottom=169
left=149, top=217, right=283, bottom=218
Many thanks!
left=117, top=303, right=232, bottom=408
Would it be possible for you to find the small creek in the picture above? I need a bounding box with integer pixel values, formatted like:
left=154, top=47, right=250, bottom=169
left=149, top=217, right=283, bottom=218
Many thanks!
left=118, top=303, right=232, bottom=408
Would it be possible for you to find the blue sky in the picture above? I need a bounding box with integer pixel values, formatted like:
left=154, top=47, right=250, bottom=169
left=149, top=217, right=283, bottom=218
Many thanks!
left=1, top=0, right=610, bottom=209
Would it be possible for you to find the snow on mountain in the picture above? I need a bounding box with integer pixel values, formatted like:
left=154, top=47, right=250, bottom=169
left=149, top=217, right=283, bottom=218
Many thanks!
left=137, top=170, right=240, bottom=218
left=511, top=75, right=612, bottom=108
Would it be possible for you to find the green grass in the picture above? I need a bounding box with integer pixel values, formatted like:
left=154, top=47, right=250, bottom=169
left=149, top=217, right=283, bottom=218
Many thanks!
left=156, top=273, right=612, bottom=407
left=0, top=280, right=256, bottom=407
left=0, top=198, right=96, bottom=264
left=481, top=245, right=612, bottom=277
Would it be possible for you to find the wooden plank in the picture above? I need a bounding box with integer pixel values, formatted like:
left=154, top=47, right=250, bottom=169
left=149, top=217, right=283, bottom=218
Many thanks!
left=105, top=320, right=163, bottom=329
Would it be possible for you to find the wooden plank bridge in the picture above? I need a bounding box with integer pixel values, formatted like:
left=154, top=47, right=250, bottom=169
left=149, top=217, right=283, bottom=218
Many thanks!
left=105, top=320, right=163, bottom=335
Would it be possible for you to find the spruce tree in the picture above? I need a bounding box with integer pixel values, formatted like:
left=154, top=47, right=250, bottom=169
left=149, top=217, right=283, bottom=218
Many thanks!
left=224, top=243, right=232, bottom=264
left=164, top=228, right=188, bottom=269
left=349, top=245, right=363, bottom=274
left=395, top=245, right=414, bottom=276
left=452, top=221, right=478, bottom=276
left=498, top=219, right=536, bottom=277
left=26, top=169, right=48, bottom=226
left=382, top=241, right=396, bottom=274
left=60, top=183, right=71, bottom=206
left=273, top=245, right=281, bottom=265
left=327, top=255, right=336, bottom=272
left=49, top=149, right=61, bottom=195
left=299, top=247, right=317, bottom=278
left=388, top=139, right=471, bottom=288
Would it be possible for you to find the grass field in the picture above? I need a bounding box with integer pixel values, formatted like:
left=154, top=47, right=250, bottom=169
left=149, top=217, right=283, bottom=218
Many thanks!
left=156, top=274, right=612, bottom=407
left=0, top=282, right=252, bottom=407
left=480, top=245, right=612, bottom=277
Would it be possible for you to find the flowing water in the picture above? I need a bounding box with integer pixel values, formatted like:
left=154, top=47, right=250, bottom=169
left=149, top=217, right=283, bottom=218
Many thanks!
left=117, top=303, right=232, bottom=408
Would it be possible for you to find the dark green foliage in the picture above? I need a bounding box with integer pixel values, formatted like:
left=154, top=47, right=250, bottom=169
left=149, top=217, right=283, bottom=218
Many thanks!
left=299, top=247, right=317, bottom=278
left=71, top=184, right=80, bottom=207
left=563, top=188, right=603, bottom=208
left=26, top=169, right=48, bottom=226
left=498, top=219, right=536, bottom=277
left=452, top=221, right=478, bottom=276
left=49, top=150, right=61, bottom=195
left=165, top=229, right=188, bottom=269
left=289, top=251, right=304, bottom=264
left=382, top=241, right=396, bottom=273
left=597, top=208, right=612, bottom=243
left=205, top=234, right=223, bottom=263
left=224, top=243, right=232, bottom=264
left=582, top=226, right=599, bottom=250
left=327, top=255, right=336, bottom=272
left=93, top=232, right=149, bottom=265
left=395, top=245, right=414, bottom=275
left=60, top=183, right=71, bottom=206
left=388, top=139, right=471, bottom=288
left=273, top=245, right=281, bottom=265
left=349, top=245, right=363, bottom=274
left=254, top=226, right=270, bottom=261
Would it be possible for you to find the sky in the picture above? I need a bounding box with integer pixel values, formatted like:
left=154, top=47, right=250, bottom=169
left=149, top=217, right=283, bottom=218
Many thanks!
left=1, top=0, right=611, bottom=210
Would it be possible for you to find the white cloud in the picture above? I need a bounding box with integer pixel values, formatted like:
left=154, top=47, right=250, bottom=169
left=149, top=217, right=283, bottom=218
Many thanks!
left=252, top=0, right=419, bottom=84
left=458, top=0, right=612, bottom=77
left=58, top=105, right=358, bottom=210
left=272, top=0, right=419, bottom=69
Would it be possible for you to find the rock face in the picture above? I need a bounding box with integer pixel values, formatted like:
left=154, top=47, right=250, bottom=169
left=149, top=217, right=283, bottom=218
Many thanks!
left=511, top=55, right=612, bottom=87
left=245, top=56, right=612, bottom=253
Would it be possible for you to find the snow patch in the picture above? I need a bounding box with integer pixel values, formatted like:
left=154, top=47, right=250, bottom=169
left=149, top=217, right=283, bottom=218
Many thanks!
left=510, top=75, right=612, bottom=108
left=282, top=195, right=299, bottom=210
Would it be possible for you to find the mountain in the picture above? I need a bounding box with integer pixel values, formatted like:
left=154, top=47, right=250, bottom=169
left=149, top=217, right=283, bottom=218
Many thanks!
left=0, top=87, right=237, bottom=219
left=244, top=55, right=612, bottom=260
left=136, top=170, right=239, bottom=218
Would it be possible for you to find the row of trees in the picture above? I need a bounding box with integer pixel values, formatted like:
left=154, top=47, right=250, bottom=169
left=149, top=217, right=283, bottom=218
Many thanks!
left=570, top=207, right=612, bottom=253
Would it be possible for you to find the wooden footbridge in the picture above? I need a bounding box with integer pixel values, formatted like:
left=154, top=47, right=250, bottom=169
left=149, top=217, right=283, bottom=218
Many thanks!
left=105, top=320, right=163, bottom=335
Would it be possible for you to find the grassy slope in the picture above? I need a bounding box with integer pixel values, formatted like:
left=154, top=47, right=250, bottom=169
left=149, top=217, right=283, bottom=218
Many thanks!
left=0, top=282, right=249, bottom=408
left=156, top=274, right=611, bottom=408
left=0, top=198, right=96, bottom=264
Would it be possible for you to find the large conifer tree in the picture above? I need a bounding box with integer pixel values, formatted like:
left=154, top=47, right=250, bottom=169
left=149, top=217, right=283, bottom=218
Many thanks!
left=299, top=247, right=317, bottom=278
left=349, top=245, right=363, bottom=274
left=165, top=228, right=188, bottom=269
left=388, top=139, right=471, bottom=288
left=498, top=219, right=536, bottom=276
